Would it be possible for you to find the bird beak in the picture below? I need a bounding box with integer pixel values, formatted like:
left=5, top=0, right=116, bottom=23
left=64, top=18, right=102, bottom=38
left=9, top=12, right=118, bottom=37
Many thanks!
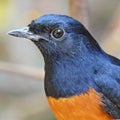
left=8, top=27, right=48, bottom=41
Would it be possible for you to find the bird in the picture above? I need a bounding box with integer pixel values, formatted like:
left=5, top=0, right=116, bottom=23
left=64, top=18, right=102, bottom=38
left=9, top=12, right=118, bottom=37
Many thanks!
left=8, top=14, right=120, bottom=120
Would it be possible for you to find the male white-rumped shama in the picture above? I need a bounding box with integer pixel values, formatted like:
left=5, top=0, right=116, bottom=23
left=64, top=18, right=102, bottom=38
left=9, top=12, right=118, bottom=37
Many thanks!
left=8, top=14, right=120, bottom=120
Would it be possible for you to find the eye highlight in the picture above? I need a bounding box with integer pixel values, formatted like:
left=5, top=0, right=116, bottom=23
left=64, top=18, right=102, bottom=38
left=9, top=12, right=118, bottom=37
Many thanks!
left=51, top=28, right=64, bottom=39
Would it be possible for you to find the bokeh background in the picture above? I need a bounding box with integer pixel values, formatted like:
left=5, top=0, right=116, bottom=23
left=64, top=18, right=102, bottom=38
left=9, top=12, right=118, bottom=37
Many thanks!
left=0, top=0, right=120, bottom=120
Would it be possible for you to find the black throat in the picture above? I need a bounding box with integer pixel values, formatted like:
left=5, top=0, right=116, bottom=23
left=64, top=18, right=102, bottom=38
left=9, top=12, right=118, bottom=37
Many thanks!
left=44, top=50, right=102, bottom=98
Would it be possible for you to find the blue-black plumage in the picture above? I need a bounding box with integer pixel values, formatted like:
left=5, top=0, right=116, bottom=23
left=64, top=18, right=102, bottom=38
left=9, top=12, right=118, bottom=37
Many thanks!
left=8, top=14, right=120, bottom=119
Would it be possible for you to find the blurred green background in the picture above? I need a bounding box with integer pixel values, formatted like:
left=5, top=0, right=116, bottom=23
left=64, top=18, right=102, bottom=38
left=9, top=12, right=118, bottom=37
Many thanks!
left=0, top=0, right=120, bottom=120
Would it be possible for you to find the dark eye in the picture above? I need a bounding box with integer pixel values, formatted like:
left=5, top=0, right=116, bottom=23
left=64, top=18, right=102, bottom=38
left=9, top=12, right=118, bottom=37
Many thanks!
left=51, top=28, right=64, bottom=39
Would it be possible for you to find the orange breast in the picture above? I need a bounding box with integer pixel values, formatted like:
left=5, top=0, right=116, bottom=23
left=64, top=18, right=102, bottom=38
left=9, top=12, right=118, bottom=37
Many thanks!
left=47, top=88, right=113, bottom=120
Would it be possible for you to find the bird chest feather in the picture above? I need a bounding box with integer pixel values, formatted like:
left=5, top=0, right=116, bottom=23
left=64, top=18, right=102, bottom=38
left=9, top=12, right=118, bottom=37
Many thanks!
left=47, top=88, right=113, bottom=120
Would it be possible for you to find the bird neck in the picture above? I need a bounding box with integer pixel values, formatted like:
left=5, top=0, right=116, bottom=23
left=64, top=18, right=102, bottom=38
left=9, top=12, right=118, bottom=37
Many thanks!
left=44, top=50, right=104, bottom=98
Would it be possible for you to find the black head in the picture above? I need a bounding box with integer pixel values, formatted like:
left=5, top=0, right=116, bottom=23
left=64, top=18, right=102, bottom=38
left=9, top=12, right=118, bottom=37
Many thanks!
left=8, top=14, right=105, bottom=98
left=8, top=14, right=102, bottom=61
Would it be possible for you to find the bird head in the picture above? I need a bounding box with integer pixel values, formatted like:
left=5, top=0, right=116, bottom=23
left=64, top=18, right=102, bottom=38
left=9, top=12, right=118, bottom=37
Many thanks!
left=8, top=14, right=101, bottom=61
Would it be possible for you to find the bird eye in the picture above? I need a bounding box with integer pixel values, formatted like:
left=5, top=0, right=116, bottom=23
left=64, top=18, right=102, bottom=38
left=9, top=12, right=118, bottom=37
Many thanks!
left=51, top=28, right=64, bottom=39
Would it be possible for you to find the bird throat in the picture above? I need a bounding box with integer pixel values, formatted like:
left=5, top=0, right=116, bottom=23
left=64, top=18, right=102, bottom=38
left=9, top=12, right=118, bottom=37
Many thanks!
left=44, top=56, right=89, bottom=98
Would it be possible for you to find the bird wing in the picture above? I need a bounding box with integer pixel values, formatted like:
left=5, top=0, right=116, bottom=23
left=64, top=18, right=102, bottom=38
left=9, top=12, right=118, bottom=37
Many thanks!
left=94, top=73, right=120, bottom=118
